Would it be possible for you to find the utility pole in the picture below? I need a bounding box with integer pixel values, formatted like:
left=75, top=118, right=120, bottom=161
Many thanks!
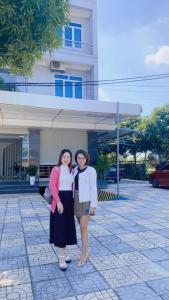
left=116, top=101, right=120, bottom=196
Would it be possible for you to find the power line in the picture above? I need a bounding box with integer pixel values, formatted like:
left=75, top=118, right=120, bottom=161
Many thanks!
left=1, top=72, right=169, bottom=87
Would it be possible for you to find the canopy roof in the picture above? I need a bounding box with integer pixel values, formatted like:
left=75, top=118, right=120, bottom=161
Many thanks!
left=0, top=91, right=142, bottom=131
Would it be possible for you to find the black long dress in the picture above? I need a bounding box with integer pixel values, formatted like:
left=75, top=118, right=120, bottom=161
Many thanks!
left=49, top=166, right=77, bottom=248
left=50, top=191, right=77, bottom=248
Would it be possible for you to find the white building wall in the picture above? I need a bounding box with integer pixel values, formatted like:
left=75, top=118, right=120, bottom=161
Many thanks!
left=40, top=129, right=87, bottom=165
left=21, top=0, right=98, bottom=100
left=19, top=64, right=93, bottom=99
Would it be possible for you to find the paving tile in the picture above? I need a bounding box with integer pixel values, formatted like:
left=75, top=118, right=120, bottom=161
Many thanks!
left=0, top=238, right=25, bottom=248
left=33, top=278, right=73, bottom=299
left=124, top=238, right=157, bottom=250
left=157, top=260, right=169, bottom=272
left=27, top=243, right=54, bottom=255
left=77, top=238, right=112, bottom=256
left=4, top=217, right=22, bottom=223
left=28, top=251, right=58, bottom=267
left=0, top=283, right=33, bottom=299
left=126, top=225, right=148, bottom=233
left=58, top=297, right=77, bottom=300
left=3, top=222, right=22, bottom=229
left=117, top=233, right=142, bottom=242
left=130, top=262, right=169, bottom=281
left=89, top=225, right=112, bottom=237
left=137, top=231, right=169, bottom=247
left=68, top=272, right=110, bottom=294
left=65, top=260, right=96, bottom=276
left=1, top=187, right=169, bottom=299
left=0, top=256, right=28, bottom=271
left=77, top=289, right=119, bottom=300
left=154, top=228, right=169, bottom=238
left=87, top=245, right=112, bottom=256
left=97, top=235, right=135, bottom=253
left=109, top=227, right=131, bottom=234
left=114, top=283, right=164, bottom=300
left=140, top=248, right=169, bottom=262
left=0, top=268, right=31, bottom=287
left=1, top=232, right=24, bottom=240
left=25, top=235, right=49, bottom=246
left=2, top=227, right=23, bottom=234
left=97, top=235, right=123, bottom=245
left=89, top=255, right=124, bottom=271
left=116, top=251, right=151, bottom=266
left=24, top=230, right=46, bottom=238
left=147, top=277, right=169, bottom=300
left=100, top=267, right=142, bottom=288
left=30, top=263, right=65, bottom=282
left=0, top=246, right=26, bottom=259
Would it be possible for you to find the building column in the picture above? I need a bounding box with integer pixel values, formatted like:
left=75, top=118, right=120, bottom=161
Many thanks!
left=29, top=129, right=40, bottom=168
left=87, top=131, right=98, bottom=165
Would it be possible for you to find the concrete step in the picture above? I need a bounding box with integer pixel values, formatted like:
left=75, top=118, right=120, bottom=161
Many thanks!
left=0, top=182, right=39, bottom=194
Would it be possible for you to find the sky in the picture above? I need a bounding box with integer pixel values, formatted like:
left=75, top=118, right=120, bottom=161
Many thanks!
left=97, top=0, right=169, bottom=115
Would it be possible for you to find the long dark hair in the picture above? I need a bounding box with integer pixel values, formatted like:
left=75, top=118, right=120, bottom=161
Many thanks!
left=57, top=149, right=72, bottom=172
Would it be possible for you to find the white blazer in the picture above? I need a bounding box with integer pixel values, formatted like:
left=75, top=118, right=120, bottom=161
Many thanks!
left=73, top=166, right=98, bottom=208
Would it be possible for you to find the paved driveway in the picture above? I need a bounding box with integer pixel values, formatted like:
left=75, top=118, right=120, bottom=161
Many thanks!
left=0, top=184, right=169, bottom=299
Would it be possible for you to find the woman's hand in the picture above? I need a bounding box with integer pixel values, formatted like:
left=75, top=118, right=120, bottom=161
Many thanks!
left=57, top=202, right=64, bottom=214
left=89, top=207, right=96, bottom=216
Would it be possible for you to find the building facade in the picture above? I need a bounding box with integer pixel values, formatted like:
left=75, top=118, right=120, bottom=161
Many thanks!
left=0, top=0, right=141, bottom=185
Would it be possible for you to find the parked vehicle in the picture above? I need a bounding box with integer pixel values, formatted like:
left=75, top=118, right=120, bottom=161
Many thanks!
left=105, top=167, right=122, bottom=183
left=149, top=162, right=169, bottom=188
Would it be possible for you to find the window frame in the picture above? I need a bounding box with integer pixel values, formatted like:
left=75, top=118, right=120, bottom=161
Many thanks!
left=54, top=74, right=83, bottom=99
left=64, top=22, right=82, bottom=50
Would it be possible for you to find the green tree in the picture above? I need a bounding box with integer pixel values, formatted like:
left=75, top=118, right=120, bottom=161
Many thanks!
left=144, top=105, right=169, bottom=161
left=0, top=0, right=69, bottom=75
left=95, top=153, right=113, bottom=179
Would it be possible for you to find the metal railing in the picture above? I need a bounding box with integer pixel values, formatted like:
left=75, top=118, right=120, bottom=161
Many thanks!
left=40, top=165, right=55, bottom=178
left=56, top=38, right=94, bottom=55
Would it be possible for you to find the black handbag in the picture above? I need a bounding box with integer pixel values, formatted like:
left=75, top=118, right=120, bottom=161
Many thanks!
left=43, top=187, right=52, bottom=204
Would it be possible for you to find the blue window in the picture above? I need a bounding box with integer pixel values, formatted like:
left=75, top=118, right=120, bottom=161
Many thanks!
left=74, top=28, right=81, bottom=48
left=54, top=75, right=82, bottom=99
left=65, top=27, right=72, bottom=47
left=65, top=81, right=73, bottom=98
left=55, top=75, right=68, bottom=80
left=55, top=80, right=63, bottom=97
left=64, top=23, right=82, bottom=49
left=69, top=22, right=82, bottom=28
left=75, top=82, right=82, bottom=99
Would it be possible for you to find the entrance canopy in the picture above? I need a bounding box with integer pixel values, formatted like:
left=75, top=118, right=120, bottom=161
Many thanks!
left=0, top=91, right=142, bottom=131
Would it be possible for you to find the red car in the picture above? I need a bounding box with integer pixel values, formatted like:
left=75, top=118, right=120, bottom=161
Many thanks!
left=149, top=163, right=169, bottom=187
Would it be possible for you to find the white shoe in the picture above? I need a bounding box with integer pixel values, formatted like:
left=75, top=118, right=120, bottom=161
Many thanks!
left=65, top=255, right=71, bottom=263
left=58, top=255, right=67, bottom=271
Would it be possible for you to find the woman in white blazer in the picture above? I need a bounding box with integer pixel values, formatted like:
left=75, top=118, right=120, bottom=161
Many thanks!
left=74, top=149, right=97, bottom=266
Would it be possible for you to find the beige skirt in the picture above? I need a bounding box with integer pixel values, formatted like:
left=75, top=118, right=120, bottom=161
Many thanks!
left=74, top=190, right=90, bottom=217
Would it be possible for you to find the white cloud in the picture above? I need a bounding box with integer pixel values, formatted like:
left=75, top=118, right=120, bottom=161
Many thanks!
left=145, top=45, right=169, bottom=65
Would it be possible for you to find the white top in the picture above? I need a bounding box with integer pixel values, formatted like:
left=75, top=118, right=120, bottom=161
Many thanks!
left=59, top=165, right=74, bottom=191
left=73, top=166, right=98, bottom=208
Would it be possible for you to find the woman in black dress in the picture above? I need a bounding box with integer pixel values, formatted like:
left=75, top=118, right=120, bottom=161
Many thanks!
left=49, top=149, right=77, bottom=271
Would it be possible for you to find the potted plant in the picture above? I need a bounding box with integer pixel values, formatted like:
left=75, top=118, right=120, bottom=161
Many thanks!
left=26, top=165, right=38, bottom=185
left=94, top=154, right=109, bottom=189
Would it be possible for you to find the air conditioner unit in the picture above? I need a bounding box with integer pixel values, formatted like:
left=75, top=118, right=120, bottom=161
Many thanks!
left=50, top=61, right=66, bottom=73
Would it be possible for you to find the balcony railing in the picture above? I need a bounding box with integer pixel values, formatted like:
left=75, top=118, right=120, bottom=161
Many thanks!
left=57, top=38, right=94, bottom=55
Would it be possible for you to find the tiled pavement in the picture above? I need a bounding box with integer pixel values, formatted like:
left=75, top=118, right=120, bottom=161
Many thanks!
left=0, top=183, right=169, bottom=299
